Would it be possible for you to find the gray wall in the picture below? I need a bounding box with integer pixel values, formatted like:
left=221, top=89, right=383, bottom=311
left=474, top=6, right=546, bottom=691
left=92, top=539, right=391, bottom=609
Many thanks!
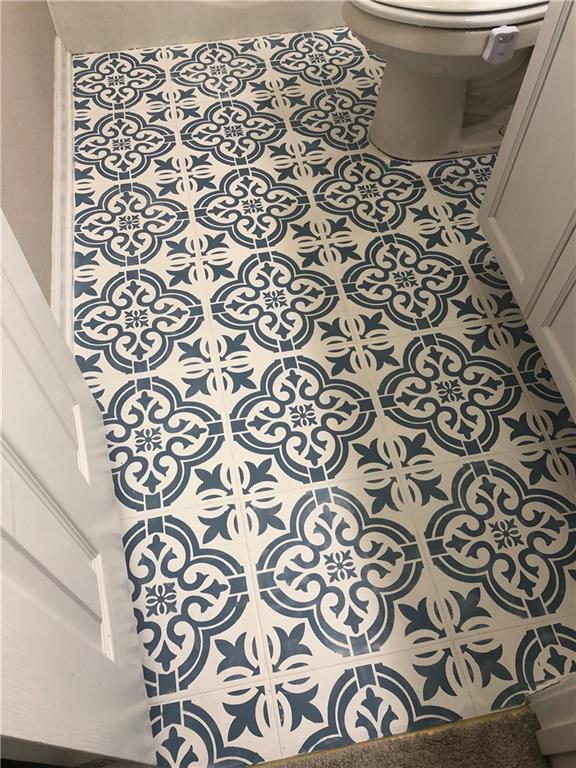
left=1, top=1, right=55, bottom=301
left=49, top=0, right=344, bottom=53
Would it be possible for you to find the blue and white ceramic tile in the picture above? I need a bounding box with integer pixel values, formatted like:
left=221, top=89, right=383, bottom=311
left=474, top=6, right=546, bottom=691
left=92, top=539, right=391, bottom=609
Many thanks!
left=371, top=325, right=547, bottom=466
left=74, top=267, right=205, bottom=376
left=72, top=26, right=576, bottom=768
left=456, top=618, right=576, bottom=715
left=122, top=509, right=265, bottom=698
left=74, top=179, right=190, bottom=272
left=313, top=152, right=427, bottom=236
left=103, top=373, right=235, bottom=514
left=245, top=481, right=448, bottom=670
left=269, top=30, right=365, bottom=89
left=336, top=215, right=491, bottom=341
left=224, top=345, right=397, bottom=491
left=404, top=450, right=576, bottom=634
left=207, top=250, right=345, bottom=359
left=427, top=154, right=496, bottom=210
left=150, top=687, right=279, bottom=768
left=272, top=649, right=475, bottom=757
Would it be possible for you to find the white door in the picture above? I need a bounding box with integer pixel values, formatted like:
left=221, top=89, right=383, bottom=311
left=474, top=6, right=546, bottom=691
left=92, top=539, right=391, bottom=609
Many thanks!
left=1, top=214, right=154, bottom=765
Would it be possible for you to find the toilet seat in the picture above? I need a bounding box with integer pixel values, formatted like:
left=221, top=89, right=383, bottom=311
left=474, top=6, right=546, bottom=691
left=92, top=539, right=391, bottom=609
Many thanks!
left=350, top=0, right=548, bottom=28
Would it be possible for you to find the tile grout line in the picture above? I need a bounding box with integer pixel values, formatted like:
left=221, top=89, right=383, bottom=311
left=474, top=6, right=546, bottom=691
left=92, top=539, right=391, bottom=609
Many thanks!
left=138, top=45, right=282, bottom=750
left=425, top=176, right=576, bottom=487
left=169, top=41, right=287, bottom=759
left=144, top=607, right=576, bottom=708
left=113, top=434, right=576, bottom=523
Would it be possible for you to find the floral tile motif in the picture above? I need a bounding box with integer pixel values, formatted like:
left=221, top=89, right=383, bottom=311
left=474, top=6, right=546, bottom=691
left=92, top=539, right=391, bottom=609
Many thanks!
left=291, top=87, right=374, bottom=151
left=73, top=26, right=576, bottom=768
left=181, top=99, right=287, bottom=167
left=341, top=232, right=486, bottom=336
left=458, top=619, right=576, bottom=714
left=74, top=268, right=204, bottom=374
left=228, top=352, right=378, bottom=487
left=269, top=30, right=364, bottom=87
left=75, top=111, right=177, bottom=181
left=169, top=41, right=267, bottom=99
left=73, top=50, right=166, bottom=111
left=273, top=652, right=474, bottom=756
left=150, top=691, right=279, bottom=768
left=374, top=328, right=545, bottom=463
left=247, top=483, right=444, bottom=668
left=427, top=154, right=496, bottom=209
left=195, top=167, right=310, bottom=250
left=209, top=250, right=341, bottom=355
left=103, top=376, right=227, bottom=512
left=124, top=512, right=260, bottom=697
left=314, top=152, right=426, bottom=233
left=75, top=181, right=189, bottom=268
left=406, top=451, right=576, bottom=631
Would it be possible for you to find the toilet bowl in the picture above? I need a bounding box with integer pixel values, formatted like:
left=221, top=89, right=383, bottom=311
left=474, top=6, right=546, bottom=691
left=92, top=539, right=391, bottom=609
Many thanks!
left=342, top=0, right=548, bottom=160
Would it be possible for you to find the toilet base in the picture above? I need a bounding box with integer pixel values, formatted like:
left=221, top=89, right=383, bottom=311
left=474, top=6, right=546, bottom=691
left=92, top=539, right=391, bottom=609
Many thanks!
left=369, top=63, right=507, bottom=160
left=369, top=65, right=466, bottom=160
left=370, top=113, right=504, bottom=161
left=367, top=52, right=528, bottom=160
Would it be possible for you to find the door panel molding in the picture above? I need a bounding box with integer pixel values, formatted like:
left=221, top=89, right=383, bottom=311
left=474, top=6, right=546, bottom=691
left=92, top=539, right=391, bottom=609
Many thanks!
left=1, top=212, right=153, bottom=762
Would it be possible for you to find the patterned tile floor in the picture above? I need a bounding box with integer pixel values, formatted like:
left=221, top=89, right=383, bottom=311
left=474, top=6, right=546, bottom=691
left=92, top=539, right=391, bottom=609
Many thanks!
left=72, top=28, right=576, bottom=768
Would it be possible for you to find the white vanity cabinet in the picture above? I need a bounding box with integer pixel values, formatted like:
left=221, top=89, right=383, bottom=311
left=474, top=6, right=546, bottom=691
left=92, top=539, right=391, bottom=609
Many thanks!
left=479, top=0, right=575, bottom=417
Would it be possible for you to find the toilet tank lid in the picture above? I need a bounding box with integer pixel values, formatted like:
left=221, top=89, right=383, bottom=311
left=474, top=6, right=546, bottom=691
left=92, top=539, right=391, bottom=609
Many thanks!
left=375, top=0, right=546, bottom=12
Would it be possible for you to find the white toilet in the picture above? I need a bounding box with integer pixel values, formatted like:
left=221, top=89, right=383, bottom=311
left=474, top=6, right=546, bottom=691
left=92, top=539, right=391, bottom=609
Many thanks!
left=342, top=0, right=548, bottom=160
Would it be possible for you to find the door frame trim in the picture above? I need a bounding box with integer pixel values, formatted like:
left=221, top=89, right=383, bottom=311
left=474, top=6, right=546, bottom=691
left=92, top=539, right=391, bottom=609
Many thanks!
left=50, top=34, right=74, bottom=347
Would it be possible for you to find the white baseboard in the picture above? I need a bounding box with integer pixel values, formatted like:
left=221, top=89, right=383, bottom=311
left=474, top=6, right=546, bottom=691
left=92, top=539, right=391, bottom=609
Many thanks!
left=50, top=34, right=74, bottom=348
left=529, top=675, right=576, bottom=758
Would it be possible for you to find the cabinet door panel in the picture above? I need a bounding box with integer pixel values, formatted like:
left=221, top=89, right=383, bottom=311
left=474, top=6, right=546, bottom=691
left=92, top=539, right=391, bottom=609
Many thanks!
left=530, top=226, right=576, bottom=417
left=479, top=0, right=576, bottom=417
